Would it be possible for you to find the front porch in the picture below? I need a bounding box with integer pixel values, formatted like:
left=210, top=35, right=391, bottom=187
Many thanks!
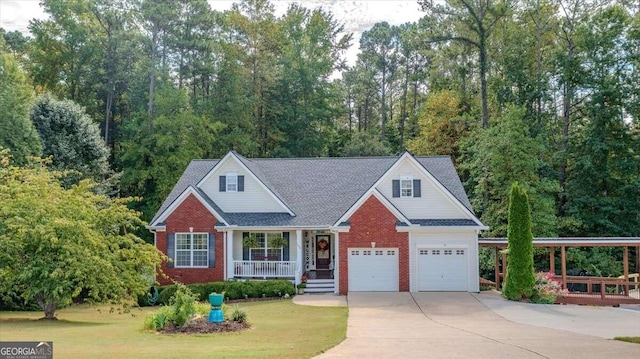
left=225, top=229, right=338, bottom=292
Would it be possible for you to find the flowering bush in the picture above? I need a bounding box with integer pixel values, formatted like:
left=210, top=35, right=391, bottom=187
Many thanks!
left=531, top=272, right=568, bottom=304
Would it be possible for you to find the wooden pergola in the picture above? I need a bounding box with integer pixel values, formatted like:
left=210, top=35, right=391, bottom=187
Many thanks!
left=479, top=237, right=640, bottom=305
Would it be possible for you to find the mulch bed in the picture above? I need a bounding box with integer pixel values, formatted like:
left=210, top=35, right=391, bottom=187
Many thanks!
left=161, top=317, right=250, bottom=334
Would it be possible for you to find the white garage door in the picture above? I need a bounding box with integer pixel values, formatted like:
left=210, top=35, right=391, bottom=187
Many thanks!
left=348, top=248, right=399, bottom=291
left=418, top=247, right=468, bottom=291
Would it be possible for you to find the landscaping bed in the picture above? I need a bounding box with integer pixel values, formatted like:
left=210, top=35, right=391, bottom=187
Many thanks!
left=161, top=317, right=250, bottom=334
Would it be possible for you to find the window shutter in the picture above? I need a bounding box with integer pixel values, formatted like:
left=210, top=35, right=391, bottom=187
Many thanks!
left=219, top=175, right=226, bottom=192
left=238, top=175, right=244, bottom=192
left=282, top=232, right=290, bottom=261
left=166, top=233, right=175, bottom=268
left=242, top=232, right=249, bottom=260
left=208, top=233, right=216, bottom=268
left=392, top=180, right=400, bottom=198
left=413, top=179, right=421, bottom=197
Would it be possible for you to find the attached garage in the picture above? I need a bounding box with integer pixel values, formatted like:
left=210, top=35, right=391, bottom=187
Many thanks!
left=417, top=247, right=469, bottom=291
left=348, top=248, right=399, bottom=291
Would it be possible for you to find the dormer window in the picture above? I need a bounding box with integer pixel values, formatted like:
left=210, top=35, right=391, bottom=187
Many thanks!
left=219, top=173, right=244, bottom=192
left=226, top=173, right=238, bottom=192
left=400, top=177, right=413, bottom=197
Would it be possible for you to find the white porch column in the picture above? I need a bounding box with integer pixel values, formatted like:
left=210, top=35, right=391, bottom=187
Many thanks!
left=334, top=231, right=339, bottom=294
left=226, top=229, right=234, bottom=280
left=295, top=230, right=303, bottom=285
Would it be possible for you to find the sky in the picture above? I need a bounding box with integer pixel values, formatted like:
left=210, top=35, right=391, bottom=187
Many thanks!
left=0, top=0, right=425, bottom=65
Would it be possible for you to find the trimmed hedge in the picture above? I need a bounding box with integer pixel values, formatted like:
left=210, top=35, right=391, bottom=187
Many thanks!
left=139, top=280, right=295, bottom=306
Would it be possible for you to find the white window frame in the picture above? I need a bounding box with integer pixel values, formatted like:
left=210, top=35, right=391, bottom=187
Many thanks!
left=246, top=232, right=284, bottom=261
left=226, top=173, right=238, bottom=192
left=175, top=233, right=209, bottom=268
left=400, top=176, right=413, bottom=198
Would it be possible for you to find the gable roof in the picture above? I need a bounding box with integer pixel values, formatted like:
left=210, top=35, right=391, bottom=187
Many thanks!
left=149, top=153, right=479, bottom=228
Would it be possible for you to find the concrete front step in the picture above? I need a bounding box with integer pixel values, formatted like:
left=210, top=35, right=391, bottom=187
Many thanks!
left=304, top=279, right=335, bottom=293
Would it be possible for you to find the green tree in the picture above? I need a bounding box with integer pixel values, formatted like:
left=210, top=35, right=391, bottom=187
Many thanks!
left=0, top=43, right=42, bottom=165
left=30, top=95, right=110, bottom=186
left=461, top=106, right=558, bottom=237
left=342, top=131, right=392, bottom=157
left=0, top=152, right=163, bottom=319
left=419, top=0, right=512, bottom=129
left=502, top=182, right=536, bottom=301
left=563, top=5, right=640, bottom=236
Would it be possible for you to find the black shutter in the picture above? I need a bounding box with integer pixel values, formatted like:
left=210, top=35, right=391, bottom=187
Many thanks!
left=282, top=232, right=290, bottom=261
left=166, top=233, right=175, bottom=268
left=219, top=175, right=226, bottom=192
left=413, top=179, right=421, bottom=197
left=242, top=232, right=249, bottom=260
left=208, top=233, right=216, bottom=268
left=392, top=180, right=400, bottom=198
left=238, top=175, right=244, bottom=192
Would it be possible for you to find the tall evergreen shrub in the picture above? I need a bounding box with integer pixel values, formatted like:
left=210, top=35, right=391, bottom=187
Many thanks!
left=503, top=182, right=536, bottom=300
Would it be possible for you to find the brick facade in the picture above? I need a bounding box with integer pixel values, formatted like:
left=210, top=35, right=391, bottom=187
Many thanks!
left=156, top=194, right=224, bottom=285
left=338, top=195, right=409, bottom=294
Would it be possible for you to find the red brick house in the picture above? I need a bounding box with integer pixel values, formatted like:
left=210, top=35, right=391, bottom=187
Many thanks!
left=148, top=151, right=486, bottom=294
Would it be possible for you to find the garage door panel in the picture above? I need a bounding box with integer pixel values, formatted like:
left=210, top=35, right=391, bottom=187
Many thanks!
left=349, top=248, right=398, bottom=291
left=418, top=247, right=468, bottom=291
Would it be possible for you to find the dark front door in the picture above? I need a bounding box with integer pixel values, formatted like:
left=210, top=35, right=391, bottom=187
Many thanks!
left=316, top=235, right=330, bottom=270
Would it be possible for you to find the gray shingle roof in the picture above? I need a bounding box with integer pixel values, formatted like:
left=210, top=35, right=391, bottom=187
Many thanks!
left=150, top=153, right=478, bottom=228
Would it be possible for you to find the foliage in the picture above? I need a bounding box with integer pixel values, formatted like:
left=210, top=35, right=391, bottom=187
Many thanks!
left=143, top=305, right=172, bottom=331
left=144, top=284, right=197, bottom=330
left=530, top=272, right=567, bottom=304
left=407, top=90, right=470, bottom=164
left=242, top=234, right=260, bottom=249
left=461, top=105, right=558, bottom=237
left=341, top=131, right=393, bottom=157
left=0, top=153, right=163, bottom=319
left=231, top=305, right=248, bottom=323
left=30, top=95, right=111, bottom=187
left=170, top=284, right=197, bottom=327
left=2, top=0, right=638, bottom=255
left=502, top=182, right=536, bottom=301
left=150, top=280, right=296, bottom=306
left=0, top=45, right=42, bottom=165
left=268, top=235, right=288, bottom=248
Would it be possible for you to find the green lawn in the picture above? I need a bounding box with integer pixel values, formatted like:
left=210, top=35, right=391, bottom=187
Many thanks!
left=614, top=337, right=640, bottom=344
left=0, top=299, right=348, bottom=358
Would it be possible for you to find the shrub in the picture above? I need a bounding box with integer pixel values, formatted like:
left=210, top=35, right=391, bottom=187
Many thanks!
left=231, top=305, right=247, bottom=323
left=503, top=182, right=536, bottom=301
left=153, top=280, right=295, bottom=304
left=530, top=272, right=567, bottom=304
left=170, top=284, right=196, bottom=327
left=143, top=305, right=173, bottom=330
left=157, top=285, right=177, bottom=305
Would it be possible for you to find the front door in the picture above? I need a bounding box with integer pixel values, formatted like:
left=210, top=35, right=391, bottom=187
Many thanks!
left=316, top=235, right=331, bottom=270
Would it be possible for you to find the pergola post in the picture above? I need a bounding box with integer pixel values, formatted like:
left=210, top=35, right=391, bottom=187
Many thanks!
left=561, top=246, right=567, bottom=290
left=549, top=246, right=555, bottom=274
left=494, top=246, right=500, bottom=289
left=623, top=246, right=629, bottom=296
left=501, top=249, right=507, bottom=287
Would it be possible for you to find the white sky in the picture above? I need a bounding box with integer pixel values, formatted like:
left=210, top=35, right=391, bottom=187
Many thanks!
left=0, top=0, right=424, bottom=65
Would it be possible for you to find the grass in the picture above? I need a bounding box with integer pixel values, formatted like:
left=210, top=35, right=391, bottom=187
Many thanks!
left=0, top=299, right=348, bottom=358
left=614, top=337, right=640, bottom=344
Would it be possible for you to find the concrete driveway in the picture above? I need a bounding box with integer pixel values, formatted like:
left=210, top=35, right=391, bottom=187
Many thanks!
left=315, top=292, right=640, bottom=359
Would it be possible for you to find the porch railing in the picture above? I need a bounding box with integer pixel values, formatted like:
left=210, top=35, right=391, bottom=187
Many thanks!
left=233, top=260, right=296, bottom=278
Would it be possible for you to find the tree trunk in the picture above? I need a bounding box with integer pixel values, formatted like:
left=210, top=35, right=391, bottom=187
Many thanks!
left=36, top=295, right=57, bottom=320
left=479, top=34, right=489, bottom=129
left=558, top=39, right=575, bottom=217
